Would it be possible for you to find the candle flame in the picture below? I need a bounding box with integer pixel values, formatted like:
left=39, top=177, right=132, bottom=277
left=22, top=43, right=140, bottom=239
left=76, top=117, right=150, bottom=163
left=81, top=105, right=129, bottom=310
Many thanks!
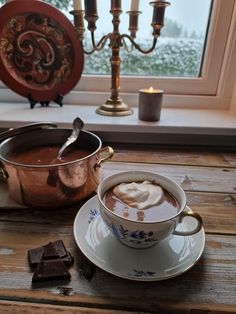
left=149, top=86, right=154, bottom=93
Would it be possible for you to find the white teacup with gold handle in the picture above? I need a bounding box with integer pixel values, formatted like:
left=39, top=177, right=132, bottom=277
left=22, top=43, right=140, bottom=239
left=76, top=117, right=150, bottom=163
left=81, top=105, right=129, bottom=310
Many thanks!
left=97, top=171, right=203, bottom=249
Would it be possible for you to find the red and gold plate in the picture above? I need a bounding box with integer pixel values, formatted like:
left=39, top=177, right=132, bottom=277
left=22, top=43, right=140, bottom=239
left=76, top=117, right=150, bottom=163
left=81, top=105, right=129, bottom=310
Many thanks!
left=0, top=0, right=84, bottom=102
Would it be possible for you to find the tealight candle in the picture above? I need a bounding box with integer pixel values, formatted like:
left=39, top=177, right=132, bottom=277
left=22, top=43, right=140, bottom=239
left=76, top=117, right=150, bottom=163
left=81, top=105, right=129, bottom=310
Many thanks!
left=138, top=87, right=164, bottom=121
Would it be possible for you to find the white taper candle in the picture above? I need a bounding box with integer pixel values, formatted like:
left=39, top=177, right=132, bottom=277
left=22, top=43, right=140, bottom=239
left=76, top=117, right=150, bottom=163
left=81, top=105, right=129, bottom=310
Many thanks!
left=73, top=0, right=83, bottom=11
left=131, top=0, right=139, bottom=11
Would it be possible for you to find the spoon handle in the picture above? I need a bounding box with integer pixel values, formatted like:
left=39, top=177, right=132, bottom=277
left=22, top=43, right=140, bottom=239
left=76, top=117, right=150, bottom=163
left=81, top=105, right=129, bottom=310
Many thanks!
left=57, top=117, right=84, bottom=158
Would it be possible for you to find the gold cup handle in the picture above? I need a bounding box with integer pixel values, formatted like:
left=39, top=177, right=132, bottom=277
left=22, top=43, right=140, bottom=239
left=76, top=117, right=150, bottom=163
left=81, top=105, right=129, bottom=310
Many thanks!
left=173, top=207, right=203, bottom=236
left=95, top=146, right=114, bottom=169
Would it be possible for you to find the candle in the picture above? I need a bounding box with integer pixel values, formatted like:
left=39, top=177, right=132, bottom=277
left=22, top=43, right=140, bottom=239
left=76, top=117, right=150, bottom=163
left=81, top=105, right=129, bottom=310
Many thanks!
left=152, top=5, right=166, bottom=26
left=147, top=86, right=154, bottom=93
left=84, top=0, right=97, bottom=16
left=111, top=0, right=121, bottom=10
left=138, top=87, right=164, bottom=121
left=150, top=1, right=170, bottom=36
left=73, top=0, right=83, bottom=11
left=141, top=87, right=163, bottom=93
left=131, top=0, right=139, bottom=11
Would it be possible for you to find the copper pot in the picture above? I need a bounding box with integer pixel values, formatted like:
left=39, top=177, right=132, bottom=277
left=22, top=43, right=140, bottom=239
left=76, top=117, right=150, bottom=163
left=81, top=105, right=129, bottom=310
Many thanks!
left=0, top=128, right=113, bottom=208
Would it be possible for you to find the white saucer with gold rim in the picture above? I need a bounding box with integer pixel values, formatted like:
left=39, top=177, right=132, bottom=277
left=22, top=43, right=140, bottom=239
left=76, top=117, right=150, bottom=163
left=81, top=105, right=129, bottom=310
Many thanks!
left=73, top=195, right=205, bottom=281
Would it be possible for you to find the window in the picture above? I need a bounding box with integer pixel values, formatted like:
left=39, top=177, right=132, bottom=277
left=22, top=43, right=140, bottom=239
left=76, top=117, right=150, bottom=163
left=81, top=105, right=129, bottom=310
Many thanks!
left=76, top=0, right=236, bottom=110
left=0, top=0, right=235, bottom=111
left=83, top=1, right=211, bottom=78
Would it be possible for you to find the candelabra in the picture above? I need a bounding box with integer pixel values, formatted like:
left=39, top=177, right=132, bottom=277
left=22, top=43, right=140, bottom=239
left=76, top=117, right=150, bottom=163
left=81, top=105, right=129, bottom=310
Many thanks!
left=71, top=0, right=170, bottom=116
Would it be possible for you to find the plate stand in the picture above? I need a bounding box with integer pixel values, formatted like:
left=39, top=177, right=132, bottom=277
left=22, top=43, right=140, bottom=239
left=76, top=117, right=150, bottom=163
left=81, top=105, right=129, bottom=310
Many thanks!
left=28, top=93, right=64, bottom=109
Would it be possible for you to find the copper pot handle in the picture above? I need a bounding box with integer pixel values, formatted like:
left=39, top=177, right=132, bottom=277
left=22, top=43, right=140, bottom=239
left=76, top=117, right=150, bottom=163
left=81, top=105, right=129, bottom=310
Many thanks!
left=95, top=146, right=114, bottom=169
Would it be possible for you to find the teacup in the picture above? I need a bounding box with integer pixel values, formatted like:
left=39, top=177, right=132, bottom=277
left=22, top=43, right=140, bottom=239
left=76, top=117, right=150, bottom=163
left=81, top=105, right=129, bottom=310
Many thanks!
left=97, top=171, right=203, bottom=249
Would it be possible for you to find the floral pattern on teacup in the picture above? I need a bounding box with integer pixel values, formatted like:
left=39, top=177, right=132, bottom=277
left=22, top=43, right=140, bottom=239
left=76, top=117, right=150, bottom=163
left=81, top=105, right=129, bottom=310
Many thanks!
left=104, top=219, right=159, bottom=246
left=88, top=208, right=100, bottom=224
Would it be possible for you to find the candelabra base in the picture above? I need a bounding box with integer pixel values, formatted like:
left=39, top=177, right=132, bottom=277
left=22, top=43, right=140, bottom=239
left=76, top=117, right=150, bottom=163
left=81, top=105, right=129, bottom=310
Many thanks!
left=96, top=98, right=133, bottom=116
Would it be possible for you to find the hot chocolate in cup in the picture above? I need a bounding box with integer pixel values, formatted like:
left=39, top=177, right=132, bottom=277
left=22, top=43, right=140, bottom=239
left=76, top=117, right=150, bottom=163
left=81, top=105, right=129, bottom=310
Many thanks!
left=97, top=171, right=203, bottom=249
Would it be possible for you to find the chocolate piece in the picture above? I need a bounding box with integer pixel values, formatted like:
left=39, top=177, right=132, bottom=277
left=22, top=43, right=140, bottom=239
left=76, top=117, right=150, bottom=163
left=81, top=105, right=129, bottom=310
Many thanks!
left=51, top=240, right=74, bottom=266
left=52, top=240, right=67, bottom=257
left=43, top=242, right=59, bottom=260
left=61, top=250, right=74, bottom=266
left=28, top=246, right=44, bottom=267
left=32, top=259, right=71, bottom=282
left=28, top=240, right=73, bottom=268
left=28, top=239, right=73, bottom=283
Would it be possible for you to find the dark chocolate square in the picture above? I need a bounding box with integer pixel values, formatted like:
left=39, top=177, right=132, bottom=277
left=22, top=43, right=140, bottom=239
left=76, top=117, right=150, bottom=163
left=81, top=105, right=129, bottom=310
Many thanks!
left=61, top=250, right=74, bottom=266
left=43, top=242, right=59, bottom=260
left=52, top=240, right=73, bottom=266
left=28, top=240, right=73, bottom=268
left=52, top=240, right=68, bottom=258
left=28, top=246, right=44, bottom=267
left=32, top=259, right=71, bottom=282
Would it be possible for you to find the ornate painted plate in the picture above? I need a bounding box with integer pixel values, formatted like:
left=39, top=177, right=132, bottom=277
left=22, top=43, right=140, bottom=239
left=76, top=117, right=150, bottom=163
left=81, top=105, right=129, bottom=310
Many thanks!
left=73, top=196, right=205, bottom=281
left=0, top=0, right=83, bottom=102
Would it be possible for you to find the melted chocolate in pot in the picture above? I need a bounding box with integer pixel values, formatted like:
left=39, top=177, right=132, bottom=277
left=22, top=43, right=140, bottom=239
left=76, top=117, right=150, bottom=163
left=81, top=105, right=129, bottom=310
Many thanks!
left=8, top=145, right=91, bottom=165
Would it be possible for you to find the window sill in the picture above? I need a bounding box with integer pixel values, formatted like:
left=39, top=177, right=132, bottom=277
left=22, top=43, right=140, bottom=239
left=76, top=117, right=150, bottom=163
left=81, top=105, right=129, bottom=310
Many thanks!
left=0, top=103, right=236, bottom=147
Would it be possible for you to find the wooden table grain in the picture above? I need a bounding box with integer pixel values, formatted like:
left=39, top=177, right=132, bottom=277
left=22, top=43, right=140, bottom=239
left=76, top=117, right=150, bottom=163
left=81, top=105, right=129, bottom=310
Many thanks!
left=0, top=144, right=235, bottom=314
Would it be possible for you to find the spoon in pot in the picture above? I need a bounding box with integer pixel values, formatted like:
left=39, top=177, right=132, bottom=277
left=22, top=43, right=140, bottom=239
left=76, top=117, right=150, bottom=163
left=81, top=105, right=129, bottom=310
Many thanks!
left=57, top=117, right=84, bottom=159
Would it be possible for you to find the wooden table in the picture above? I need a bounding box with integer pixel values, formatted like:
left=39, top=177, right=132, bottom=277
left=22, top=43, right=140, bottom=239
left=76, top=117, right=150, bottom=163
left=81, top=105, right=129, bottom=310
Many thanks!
left=0, top=144, right=236, bottom=314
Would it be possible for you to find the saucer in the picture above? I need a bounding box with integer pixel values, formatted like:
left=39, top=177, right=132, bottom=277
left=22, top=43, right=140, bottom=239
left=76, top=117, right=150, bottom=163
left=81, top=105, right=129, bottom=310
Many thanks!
left=73, top=196, right=205, bottom=281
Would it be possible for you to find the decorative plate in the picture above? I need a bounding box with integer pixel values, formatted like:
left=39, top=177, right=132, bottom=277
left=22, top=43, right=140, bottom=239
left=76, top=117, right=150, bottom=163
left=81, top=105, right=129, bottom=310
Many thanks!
left=0, top=0, right=84, bottom=102
left=73, top=196, right=206, bottom=281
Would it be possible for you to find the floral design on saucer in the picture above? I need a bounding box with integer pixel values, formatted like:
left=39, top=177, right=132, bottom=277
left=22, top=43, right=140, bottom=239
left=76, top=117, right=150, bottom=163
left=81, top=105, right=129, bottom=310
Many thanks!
left=129, top=269, right=156, bottom=278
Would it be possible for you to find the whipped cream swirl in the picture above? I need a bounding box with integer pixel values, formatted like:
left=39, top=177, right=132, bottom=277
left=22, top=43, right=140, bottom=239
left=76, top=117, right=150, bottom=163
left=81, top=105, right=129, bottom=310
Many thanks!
left=113, top=180, right=163, bottom=210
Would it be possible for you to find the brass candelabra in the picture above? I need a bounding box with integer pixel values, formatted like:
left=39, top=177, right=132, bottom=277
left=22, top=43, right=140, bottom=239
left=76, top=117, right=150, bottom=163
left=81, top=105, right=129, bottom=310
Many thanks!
left=71, top=0, right=170, bottom=116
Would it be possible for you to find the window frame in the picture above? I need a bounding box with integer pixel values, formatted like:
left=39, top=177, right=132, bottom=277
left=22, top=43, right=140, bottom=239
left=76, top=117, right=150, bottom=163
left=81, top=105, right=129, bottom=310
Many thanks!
left=0, top=0, right=236, bottom=111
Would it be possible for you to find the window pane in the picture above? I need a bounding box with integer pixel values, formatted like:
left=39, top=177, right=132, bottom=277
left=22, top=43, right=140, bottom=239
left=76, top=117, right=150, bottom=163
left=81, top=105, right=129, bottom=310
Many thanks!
left=41, top=0, right=212, bottom=78
left=81, top=0, right=212, bottom=78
